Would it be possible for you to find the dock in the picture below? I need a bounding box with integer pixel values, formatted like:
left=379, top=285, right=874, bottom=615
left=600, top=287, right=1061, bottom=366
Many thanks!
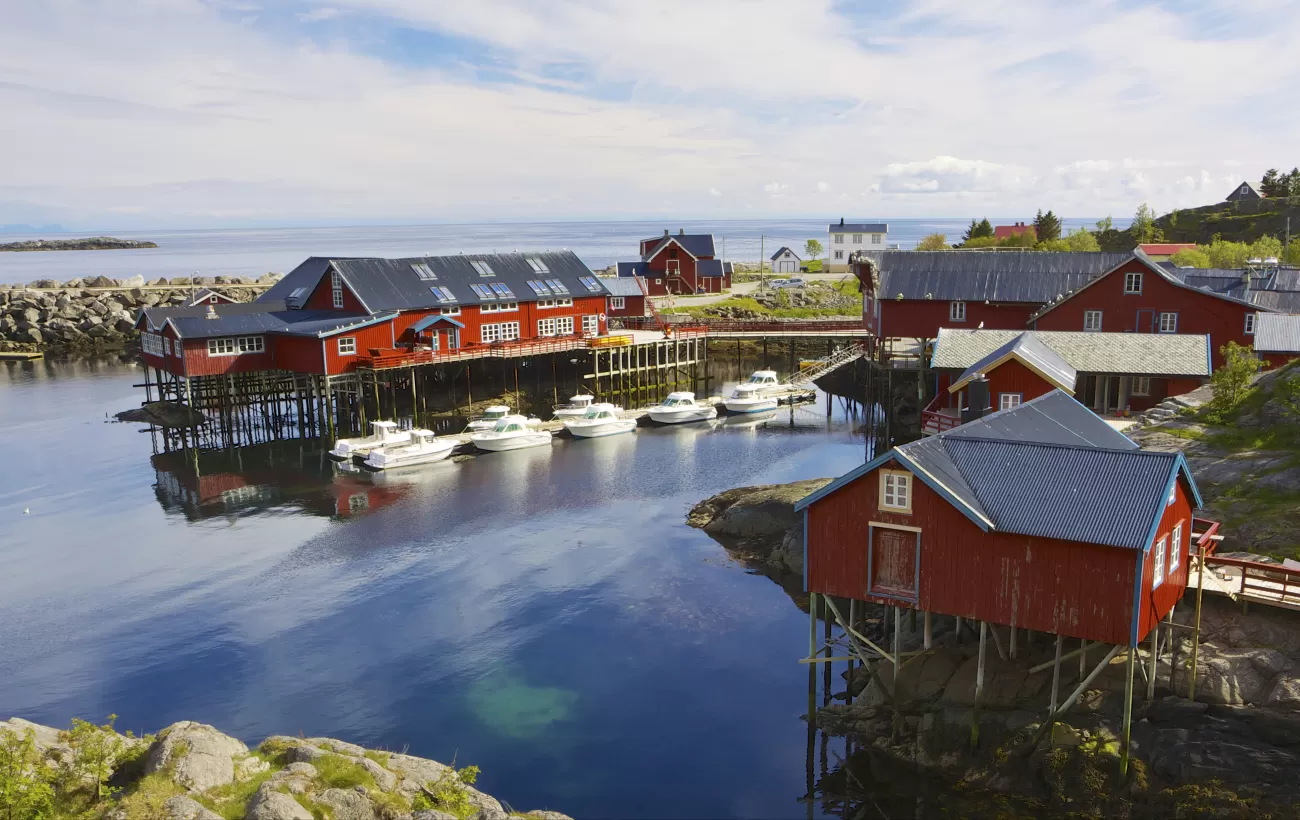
left=0, top=350, right=43, bottom=361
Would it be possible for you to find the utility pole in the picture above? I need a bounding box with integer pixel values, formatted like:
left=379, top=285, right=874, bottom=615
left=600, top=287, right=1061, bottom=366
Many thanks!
left=1286, top=216, right=1291, bottom=264
left=760, top=234, right=765, bottom=290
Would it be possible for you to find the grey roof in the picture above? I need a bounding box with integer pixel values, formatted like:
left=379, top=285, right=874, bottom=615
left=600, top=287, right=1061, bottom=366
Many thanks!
left=138, top=300, right=289, bottom=332
left=1255, top=313, right=1300, bottom=353
left=616, top=261, right=649, bottom=277
left=599, top=276, right=646, bottom=297
left=954, top=332, right=1077, bottom=391
left=876, top=250, right=1131, bottom=302
left=148, top=306, right=394, bottom=340
left=697, top=259, right=729, bottom=277
left=829, top=222, right=888, bottom=233
left=932, top=328, right=1212, bottom=377
left=770, top=246, right=801, bottom=261
left=936, top=389, right=1139, bottom=449
left=261, top=251, right=598, bottom=311
left=640, top=233, right=716, bottom=260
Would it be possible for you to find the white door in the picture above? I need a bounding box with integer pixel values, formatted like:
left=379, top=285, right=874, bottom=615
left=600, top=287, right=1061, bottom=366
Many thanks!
left=582, top=315, right=599, bottom=336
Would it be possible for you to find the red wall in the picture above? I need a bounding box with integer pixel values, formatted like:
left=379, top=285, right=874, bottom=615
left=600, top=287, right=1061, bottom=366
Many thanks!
left=273, top=335, right=325, bottom=374
left=607, top=295, right=647, bottom=317
left=1032, top=259, right=1253, bottom=368
left=947, top=359, right=1059, bottom=410
left=1261, top=352, right=1300, bottom=369
left=881, top=301, right=1039, bottom=339
left=806, top=458, right=1147, bottom=645
left=305, top=268, right=367, bottom=312
left=323, top=322, right=397, bottom=375
left=180, top=337, right=278, bottom=376
left=1136, top=477, right=1193, bottom=643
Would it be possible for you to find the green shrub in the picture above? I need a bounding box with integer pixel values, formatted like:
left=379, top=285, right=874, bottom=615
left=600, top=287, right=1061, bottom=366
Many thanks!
left=109, top=771, right=186, bottom=820
left=1206, top=342, right=1265, bottom=422
left=413, top=765, right=481, bottom=820
left=0, top=727, right=56, bottom=820
left=313, top=753, right=376, bottom=791
left=59, top=715, right=126, bottom=803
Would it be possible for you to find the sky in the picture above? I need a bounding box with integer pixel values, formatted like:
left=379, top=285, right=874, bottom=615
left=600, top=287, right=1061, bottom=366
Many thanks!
left=2, top=0, right=1299, bottom=230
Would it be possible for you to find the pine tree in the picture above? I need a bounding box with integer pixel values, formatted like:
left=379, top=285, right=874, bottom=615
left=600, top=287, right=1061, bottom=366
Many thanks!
left=1033, top=209, right=1062, bottom=242
left=961, top=218, right=994, bottom=242
left=1261, top=168, right=1282, bottom=197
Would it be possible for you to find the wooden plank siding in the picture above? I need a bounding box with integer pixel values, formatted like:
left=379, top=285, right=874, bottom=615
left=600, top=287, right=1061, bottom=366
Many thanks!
left=879, top=301, right=1039, bottom=340
left=949, top=359, right=1063, bottom=411
left=1136, top=477, right=1194, bottom=643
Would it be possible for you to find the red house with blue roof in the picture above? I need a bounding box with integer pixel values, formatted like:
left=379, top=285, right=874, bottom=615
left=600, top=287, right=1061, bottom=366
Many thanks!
left=615, top=229, right=733, bottom=295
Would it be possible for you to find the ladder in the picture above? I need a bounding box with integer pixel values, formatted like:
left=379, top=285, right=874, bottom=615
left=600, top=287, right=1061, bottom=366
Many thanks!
left=788, top=343, right=868, bottom=386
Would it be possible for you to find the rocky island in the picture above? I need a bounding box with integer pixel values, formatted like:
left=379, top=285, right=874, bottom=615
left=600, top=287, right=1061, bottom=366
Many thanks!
left=0, top=236, right=158, bottom=252
left=0, top=716, right=571, bottom=820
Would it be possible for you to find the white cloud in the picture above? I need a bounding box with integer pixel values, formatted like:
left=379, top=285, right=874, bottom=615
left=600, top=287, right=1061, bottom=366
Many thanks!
left=877, top=156, right=1033, bottom=195
left=815, top=181, right=829, bottom=193
left=297, top=7, right=344, bottom=23
left=763, top=182, right=787, bottom=196
left=708, top=187, right=722, bottom=197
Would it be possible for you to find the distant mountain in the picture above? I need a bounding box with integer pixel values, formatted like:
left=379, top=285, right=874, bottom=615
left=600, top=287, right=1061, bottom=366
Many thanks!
left=0, top=224, right=67, bottom=234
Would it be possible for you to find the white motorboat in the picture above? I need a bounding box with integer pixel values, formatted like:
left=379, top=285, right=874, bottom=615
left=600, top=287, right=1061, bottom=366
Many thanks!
left=742, top=370, right=786, bottom=395
left=470, top=415, right=554, bottom=452
left=466, top=405, right=513, bottom=432
left=724, top=384, right=779, bottom=414
left=363, top=429, right=456, bottom=471
left=564, top=403, right=637, bottom=438
left=329, top=420, right=407, bottom=460
left=647, top=391, right=718, bottom=424
left=552, top=393, right=596, bottom=419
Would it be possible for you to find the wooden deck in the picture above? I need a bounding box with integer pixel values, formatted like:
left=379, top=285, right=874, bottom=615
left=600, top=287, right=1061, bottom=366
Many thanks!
left=1192, top=555, right=1300, bottom=613
left=0, top=350, right=43, bottom=361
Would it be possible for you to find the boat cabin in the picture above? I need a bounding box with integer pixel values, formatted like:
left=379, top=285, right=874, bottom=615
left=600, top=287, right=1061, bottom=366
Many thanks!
left=479, top=406, right=510, bottom=420
left=581, top=403, right=621, bottom=420
left=746, top=371, right=780, bottom=388
left=661, top=392, right=699, bottom=406
left=493, top=416, right=531, bottom=433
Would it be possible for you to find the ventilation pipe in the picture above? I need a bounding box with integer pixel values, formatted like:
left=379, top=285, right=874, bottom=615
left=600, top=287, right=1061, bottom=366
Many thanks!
left=961, top=377, right=992, bottom=424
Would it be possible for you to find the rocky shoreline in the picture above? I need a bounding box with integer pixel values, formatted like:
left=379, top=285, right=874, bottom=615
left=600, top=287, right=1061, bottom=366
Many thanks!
left=0, top=717, right=570, bottom=820
left=0, top=236, right=158, bottom=252
left=0, top=275, right=277, bottom=353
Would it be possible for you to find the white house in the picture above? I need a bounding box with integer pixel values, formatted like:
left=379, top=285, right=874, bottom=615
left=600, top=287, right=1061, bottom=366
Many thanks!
left=770, top=246, right=801, bottom=274
left=827, top=219, right=888, bottom=272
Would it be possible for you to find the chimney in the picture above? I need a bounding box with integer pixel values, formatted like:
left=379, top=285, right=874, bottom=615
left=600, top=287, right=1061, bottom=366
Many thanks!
left=679, top=228, right=684, bottom=236
left=840, top=217, right=845, bottom=226
left=960, top=377, right=992, bottom=424
left=1242, top=270, right=1251, bottom=291
left=663, top=229, right=669, bottom=237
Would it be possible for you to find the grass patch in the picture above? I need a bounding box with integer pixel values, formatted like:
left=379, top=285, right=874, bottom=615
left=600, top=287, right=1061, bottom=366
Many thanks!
left=363, top=749, right=392, bottom=767
left=313, top=752, right=376, bottom=791
left=197, top=763, right=279, bottom=820
left=368, top=787, right=412, bottom=819
left=677, top=296, right=857, bottom=319
left=256, top=738, right=298, bottom=766
left=411, top=765, right=481, bottom=820
left=109, top=770, right=187, bottom=820
left=1153, top=425, right=1207, bottom=441
left=1204, top=423, right=1300, bottom=453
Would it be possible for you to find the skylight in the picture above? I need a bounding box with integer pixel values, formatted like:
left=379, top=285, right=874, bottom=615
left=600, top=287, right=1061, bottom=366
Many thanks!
left=288, top=287, right=307, bottom=299
left=470, top=283, right=494, bottom=299
left=489, top=282, right=515, bottom=298
left=527, top=280, right=553, bottom=296
left=527, top=258, right=549, bottom=273
left=545, top=279, right=569, bottom=294
left=429, top=286, right=456, bottom=303
left=578, top=276, right=602, bottom=292
left=470, top=260, right=495, bottom=277
left=411, top=262, right=436, bottom=280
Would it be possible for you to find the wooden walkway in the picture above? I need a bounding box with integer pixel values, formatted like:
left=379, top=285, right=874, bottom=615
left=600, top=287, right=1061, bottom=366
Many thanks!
left=1191, top=555, right=1300, bottom=613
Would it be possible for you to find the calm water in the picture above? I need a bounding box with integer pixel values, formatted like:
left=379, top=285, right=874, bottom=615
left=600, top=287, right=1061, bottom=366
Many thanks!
left=0, top=217, right=1106, bottom=285
left=0, top=356, right=871, bottom=819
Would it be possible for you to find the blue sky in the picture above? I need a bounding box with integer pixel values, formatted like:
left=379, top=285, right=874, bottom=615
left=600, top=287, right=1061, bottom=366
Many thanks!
left=1, top=0, right=1298, bottom=230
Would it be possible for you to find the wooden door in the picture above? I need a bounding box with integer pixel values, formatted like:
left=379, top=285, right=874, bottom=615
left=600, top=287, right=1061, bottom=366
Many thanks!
left=869, top=525, right=919, bottom=600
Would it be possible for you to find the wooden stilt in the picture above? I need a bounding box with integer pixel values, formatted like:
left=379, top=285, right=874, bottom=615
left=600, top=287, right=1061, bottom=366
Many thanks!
left=1048, top=633, right=1064, bottom=743
left=923, top=611, right=932, bottom=650
left=1010, top=624, right=1017, bottom=660
left=1028, top=644, right=1123, bottom=750
left=892, top=605, right=902, bottom=742
left=972, top=620, right=987, bottom=748
left=1079, top=639, right=1089, bottom=681
left=989, top=623, right=1008, bottom=661
left=1121, top=646, right=1135, bottom=775
left=955, top=615, right=963, bottom=644
left=1190, top=543, right=1206, bottom=701
left=1147, top=623, right=1159, bottom=702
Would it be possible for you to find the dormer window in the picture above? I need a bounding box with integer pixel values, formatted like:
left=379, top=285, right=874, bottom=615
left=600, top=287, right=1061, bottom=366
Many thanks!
left=331, top=271, right=344, bottom=308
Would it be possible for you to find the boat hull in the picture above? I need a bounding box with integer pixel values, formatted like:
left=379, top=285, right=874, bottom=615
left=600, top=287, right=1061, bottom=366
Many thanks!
left=647, top=406, right=718, bottom=424
left=471, top=432, right=554, bottom=451
left=566, top=419, right=638, bottom=438
left=552, top=407, right=590, bottom=419
left=724, top=398, right=779, bottom=414
left=363, top=443, right=456, bottom=471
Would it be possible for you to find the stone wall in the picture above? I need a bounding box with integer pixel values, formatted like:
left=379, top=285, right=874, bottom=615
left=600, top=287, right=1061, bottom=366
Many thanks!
left=0, top=274, right=278, bottom=353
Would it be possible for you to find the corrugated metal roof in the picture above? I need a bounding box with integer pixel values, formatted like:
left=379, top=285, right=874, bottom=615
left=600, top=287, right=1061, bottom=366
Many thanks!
left=932, top=328, right=1211, bottom=377
left=1255, top=313, right=1300, bottom=353
left=640, top=233, right=716, bottom=260
left=770, top=246, right=800, bottom=261
left=599, top=276, right=646, bottom=296
left=829, top=222, right=888, bottom=233
left=954, top=332, right=1077, bottom=392
left=939, top=390, right=1138, bottom=449
left=877, top=250, right=1130, bottom=302
left=162, top=309, right=394, bottom=340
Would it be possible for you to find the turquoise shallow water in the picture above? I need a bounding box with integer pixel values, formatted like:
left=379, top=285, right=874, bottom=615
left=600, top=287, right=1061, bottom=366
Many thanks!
left=0, top=356, right=872, bottom=818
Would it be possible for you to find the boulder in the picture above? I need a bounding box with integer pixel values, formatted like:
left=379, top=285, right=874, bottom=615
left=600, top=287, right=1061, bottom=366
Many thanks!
left=236, top=755, right=271, bottom=780
left=413, top=811, right=460, bottom=820
left=387, top=753, right=453, bottom=796
left=145, top=721, right=248, bottom=793
left=247, top=783, right=313, bottom=820
left=18, top=307, right=40, bottom=326
left=358, top=756, right=397, bottom=791
left=117, top=275, right=145, bottom=288
left=88, top=300, right=110, bottom=316
left=162, top=795, right=223, bottom=820
left=284, top=743, right=327, bottom=764
left=316, top=787, right=376, bottom=820
left=307, top=737, right=369, bottom=757
left=19, top=327, right=43, bottom=344
left=86, top=324, right=110, bottom=338
left=88, top=276, right=116, bottom=288
left=0, top=718, right=66, bottom=753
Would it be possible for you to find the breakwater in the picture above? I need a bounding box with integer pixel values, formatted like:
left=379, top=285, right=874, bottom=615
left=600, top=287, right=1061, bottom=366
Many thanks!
left=0, top=275, right=277, bottom=353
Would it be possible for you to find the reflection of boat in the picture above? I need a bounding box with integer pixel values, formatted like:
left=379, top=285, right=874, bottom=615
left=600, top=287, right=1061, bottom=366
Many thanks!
left=721, top=409, right=779, bottom=429
left=647, top=391, right=718, bottom=424
left=329, top=420, right=407, bottom=460
left=466, top=405, right=512, bottom=432
left=552, top=393, right=595, bottom=419
left=564, top=403, right=637, bottom=438
left=363, top=430, right=456, bottom=471
left=471, top=415, right=554, bottom=451
left=724, top=384, right=779, bottom=414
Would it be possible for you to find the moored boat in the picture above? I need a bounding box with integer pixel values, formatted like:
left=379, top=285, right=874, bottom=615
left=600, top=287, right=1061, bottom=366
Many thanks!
left=329, top=420, right=407, bottom=460
left=647, top=391, right=718, bottom=424
left=724, top=384, right=779, bottom=414
left=742, top=370, right=785, bottom=395
left=363, top=430, right=456, bottom=471
left=552, top=393, right=595, bottom=419
left=564, top=403, right=637, bottom=438
left=470, top=415, right=554, bottom=451
left=466, top=405, right=513, bottom=432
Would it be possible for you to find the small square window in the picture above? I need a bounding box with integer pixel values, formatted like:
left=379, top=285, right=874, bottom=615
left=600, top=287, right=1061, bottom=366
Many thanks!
left=1159, top=312, right=1178, bottom=333
left=1124, top=271, right=1143, bottom=294
left=1084, top=310, right=1103, bottom=331
left=880, top=470, right=912, bottom=512
left=338, top=337, right=356, bottom=356
left=610, top=296, right=625, bottom=310
left=1132, top=377, right=1151, bottom=396
left=949, top=301, right=966, bottom=322
left=834, top=250, right=844, bottom=260
left=834, top=234, right=844, bottom=244
left=999, top=393, right=1022, bottom=410
left=872, top=233, right=882, bottom=244
left=1245, top=313, right=1257, bottom=334
left=853, top=233, right=862, bottom=243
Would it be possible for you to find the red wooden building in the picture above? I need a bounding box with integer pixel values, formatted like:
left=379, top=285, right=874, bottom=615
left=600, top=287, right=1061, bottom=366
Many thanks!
left=854, top=250, right=1132, bottom=340
left=137, top=251, right=611, bottom=378
left=797, top=390, right=1204, bottom=650
left=921, top=328, right=1211, bottom=432
left=1254, top=313, right=1300, bottom=368
left=615, top=229, right=733, bottom=295
left=601, top=275, right=649, bottom=321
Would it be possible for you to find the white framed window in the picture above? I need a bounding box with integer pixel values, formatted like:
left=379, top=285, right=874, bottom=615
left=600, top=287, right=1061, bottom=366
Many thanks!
left=582, top=315, right=599, bottom=336
left=538, top=317, right=557, bottom=337
left=1132, top=376, right=1151, bottom=396
left=853, top=233, right=862, bottom=243
left=880, top=470, right=912, bottom=512
left=1124, top=271, right=1143, bottom=294
left=331, top=271, right=344, bottom=308
left=1245, top=313, right=1257, bottom=335
left=164, top=338, right=173, bottom=356
left=833, top=234, right=844, bottom=244
left=1168, top=482, right=1177, bottom=506
left=439, top=306, right=461, bottom=316
left=1084, top=310, right=1103, bottom=332
left=872, top=233, right=882, bottom=244
left=480, top=321, right=521, bottom=344
left=949, top=301, right=966, bottom=322
left=481, top=301, right=518, bottom=313
left=207, top=336, right=264, bottom=356
left=1159, top=312, right=1178, bottom=333
left=540, top=316, right=575, bottom=337
left=536, top=297, right=573, bottom=310
left=1153, top=535, right=1167, bottom=588
left=337, top=337, right=356, bottom=356
left=557, top=316, right=575, bottom=335
left=999, top=393, right=1022, bottom=410
left=610, top=296, right=626, bottom=310
left=1171, top=521, right=1183, bottom=573
left=834, top=250, right=844, bottom=260
left=142, top=333, right=164, bottom=356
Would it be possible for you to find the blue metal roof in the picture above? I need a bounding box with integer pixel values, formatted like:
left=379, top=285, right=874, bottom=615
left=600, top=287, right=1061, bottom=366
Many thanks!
left=162, top=308, right=397, bottom=340
left=616, top=262, right=649, bottom=277
left=408, top=314, right=465, bottom=333
left=696, top=259, right=729, bottom=277
left=953, top=332, right=1077, bottom=393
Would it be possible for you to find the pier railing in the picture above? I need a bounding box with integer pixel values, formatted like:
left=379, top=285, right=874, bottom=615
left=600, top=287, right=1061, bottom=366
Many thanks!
left=1204, top=554, right=1300, bottom=608
left=920, top=395, right=962, bottom=435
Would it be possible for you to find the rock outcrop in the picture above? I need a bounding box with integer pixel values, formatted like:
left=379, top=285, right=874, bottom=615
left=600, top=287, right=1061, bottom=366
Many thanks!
left=687, top=477, right=831, bottom=578
left=0, top=237, right=159, bottom=252
left=0, top=717, right=571, bottom=820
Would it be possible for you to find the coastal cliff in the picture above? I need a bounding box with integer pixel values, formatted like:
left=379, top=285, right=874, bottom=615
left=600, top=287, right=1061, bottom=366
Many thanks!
left=0, top=717, right=571, bottom=820
left=0, top=236, right=158, bottom=252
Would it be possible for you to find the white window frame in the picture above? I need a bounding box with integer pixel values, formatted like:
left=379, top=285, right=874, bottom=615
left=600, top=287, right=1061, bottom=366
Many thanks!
left=1124, top=271, right=1143, bottom=294
left=834, top=250, right=844, bottom=260
left=439, top=306, right=461, bottom=316
left=337, top=337, right=356, bottom=356
left=582, top=315, right=599, bottom=336
left=556, top=316, right=575, bottom=336
left=1084, top=310, right=1103, bottom=332
left=1159, top=312, right=1178, bottom=333
left=1132, top=376, right=1151, bottom=396
left=536, top=297, right=573, bottom=310
left=537, top=317, right=558, bottom=337
left=143, top=333, right=164, bottom=356
left=999, top=393, right=1023, bottom=410
left=331, top=271, right=344, bottom=309
left=480, top=301, right=518, bottom=313
left=1245, top=313, right=1257, bottom=335
left=833, top=234, right=844, bottom=244
left=206, top=336, right=264, bottom=357
left=610, top=296, right=626, bottom=310
left=853, top=233, right=863, bottom=243
left=1171, top=521, right=1183, bottom=573
left=872, top=233, right=882, bottom=244
left=164, top=337, right=173, bottom=356
left=949, top=301, right=966, bottom=322
left=879, top=470, right=912, bottom=513
left=1153, top=534, right=1167, bottom=588
left=480, top=321, right=521, bottom=344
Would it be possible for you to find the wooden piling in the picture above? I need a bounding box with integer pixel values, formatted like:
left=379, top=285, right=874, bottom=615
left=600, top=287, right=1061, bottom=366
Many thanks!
left=1049, top=632, right=1064, bottom=744
left=972, top=620, right=987, bottom=748
left=1190, top=542, right=1206, bottom=701
left=1121, top=646, right=1135, bottom=776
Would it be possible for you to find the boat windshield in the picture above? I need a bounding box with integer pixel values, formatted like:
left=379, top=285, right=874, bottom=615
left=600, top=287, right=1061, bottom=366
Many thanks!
left=484, top=409, right=508, bottom=419
left=747, top=374, right=777, bottom=385
left=583, top=407, right=613, bottom=419
left=733, top=386, right=757, bottom=396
